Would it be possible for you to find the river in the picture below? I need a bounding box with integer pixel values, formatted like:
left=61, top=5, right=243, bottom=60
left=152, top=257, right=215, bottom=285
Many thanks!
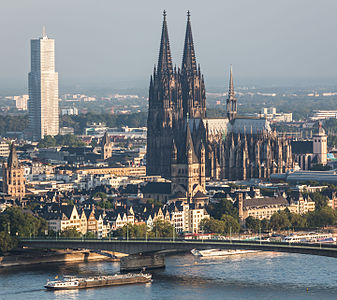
left=0, top=252, right=336, bottom=299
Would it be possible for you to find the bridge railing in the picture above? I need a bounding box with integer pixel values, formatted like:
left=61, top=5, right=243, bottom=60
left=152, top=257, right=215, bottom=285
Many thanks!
left=19, top=236, right=337, bottom=250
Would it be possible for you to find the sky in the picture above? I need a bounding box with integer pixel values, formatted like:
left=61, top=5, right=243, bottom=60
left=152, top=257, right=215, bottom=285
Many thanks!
left=1, top=0, right=337, bottom=92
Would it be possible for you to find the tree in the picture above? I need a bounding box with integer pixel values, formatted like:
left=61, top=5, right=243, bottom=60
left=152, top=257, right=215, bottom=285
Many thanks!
left=245, top=216, right=261, bottom=232
left=152, top=220, right=175, bottom=238
left=307, top=207, right=337, bottom=228
left=0, top=207, right=47, bottom=237
left=83, top=231, right=96, bottom=239
left=38, top=134, right=85, bottom=148
left=269, top=211, right=291, bottom=230
left=60, top=227, right=82, bottom=238
left=200, top=218, right=225, bottom=234
left=221, top=214, right=240, bottom=234
left=310, top=192, right=328, bottom=210
left=290, top=213, right=307, bottom=229
left=93, top=192, right=107, bottom=200
left=261, top=219, right=270, bottom=231
left=207, top=200, right=238, bottom=220
left=115, top=223, right=148, bottom=239
left=146, top=199, right=163, bottom=209
left=0, top=232, right=17, bottom=254
left=38, top=135, right=56, bottom=148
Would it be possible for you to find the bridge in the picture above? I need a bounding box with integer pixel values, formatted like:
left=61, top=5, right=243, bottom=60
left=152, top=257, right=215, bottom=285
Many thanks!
left=19, top=238, right=337, bottom=258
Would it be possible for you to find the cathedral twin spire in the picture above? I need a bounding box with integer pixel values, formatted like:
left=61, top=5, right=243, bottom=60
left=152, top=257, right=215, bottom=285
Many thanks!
left=150, top=10, right=206, bottom=119
left=157, top=10, right=173, bottom=77
left=182, top=11, right=197, bottom=74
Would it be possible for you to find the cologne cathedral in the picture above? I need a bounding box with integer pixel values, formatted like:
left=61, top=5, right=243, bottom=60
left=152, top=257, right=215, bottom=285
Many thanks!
left=146, top=11, right=293, bottom=200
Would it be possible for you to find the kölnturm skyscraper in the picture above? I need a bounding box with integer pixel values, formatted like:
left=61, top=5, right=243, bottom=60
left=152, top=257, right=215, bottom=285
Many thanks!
left=28, top=27, right=59, bottom=141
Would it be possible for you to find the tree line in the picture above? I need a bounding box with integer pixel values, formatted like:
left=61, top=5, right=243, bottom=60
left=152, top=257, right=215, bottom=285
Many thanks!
left=38, top=134, right=86, bottom=148
left=60, top=112, right=147, bottom=134
left=0, top=207, right=47, bottom=254
left=201, top=197, right=337, bottom=235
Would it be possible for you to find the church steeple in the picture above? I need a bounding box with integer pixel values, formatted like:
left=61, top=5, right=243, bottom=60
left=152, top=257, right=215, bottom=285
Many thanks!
left=157, top=10, right=173, bottom=76
left=182, top=11, right=197, bottom=73
left=8, top=143, right=19, bottom=168
left=226, top=65, right=237, bottom=120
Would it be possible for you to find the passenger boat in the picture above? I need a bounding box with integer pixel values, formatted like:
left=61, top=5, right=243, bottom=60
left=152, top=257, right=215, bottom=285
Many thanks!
left=191, top=248, right=258, bottom=257
left=44, top=273, right=152, bottom=290
left=282, top=232, right=336, bottom=244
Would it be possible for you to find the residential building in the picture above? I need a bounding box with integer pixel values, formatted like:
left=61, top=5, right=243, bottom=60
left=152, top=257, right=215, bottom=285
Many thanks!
left=311, top=110, right=337, bottom=121
left=258, top=107, right=293, bottom=122
left=14, top=95, right=29, bottom=110
left=0, top=140, right=9, bottom=157
left=45, top=205, right=81, bottom=233
left=188, top=204, right=209, bottom=233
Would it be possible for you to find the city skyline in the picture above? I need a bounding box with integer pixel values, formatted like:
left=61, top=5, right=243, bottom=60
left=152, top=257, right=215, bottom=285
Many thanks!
left=1, top=0, right=337, bottom=91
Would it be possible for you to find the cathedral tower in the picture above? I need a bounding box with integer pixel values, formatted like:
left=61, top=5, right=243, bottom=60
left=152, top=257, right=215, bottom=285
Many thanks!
left=181, top=11, right=206, bottom=119
left=226, top=65, right=237, bottom=120
left=147, top=11, right=183, bottom=177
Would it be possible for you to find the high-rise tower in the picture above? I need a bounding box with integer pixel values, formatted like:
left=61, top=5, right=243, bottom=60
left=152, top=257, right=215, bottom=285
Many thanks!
left=28, top=27, right=59, bottom=141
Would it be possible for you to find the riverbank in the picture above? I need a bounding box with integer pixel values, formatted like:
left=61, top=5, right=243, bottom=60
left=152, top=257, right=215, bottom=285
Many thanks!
left=0, top=248, right=125, bottom=268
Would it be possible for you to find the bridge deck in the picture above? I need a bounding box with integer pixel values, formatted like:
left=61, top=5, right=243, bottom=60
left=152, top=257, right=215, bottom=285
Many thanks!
left=19, top=238, right=337, bottom=258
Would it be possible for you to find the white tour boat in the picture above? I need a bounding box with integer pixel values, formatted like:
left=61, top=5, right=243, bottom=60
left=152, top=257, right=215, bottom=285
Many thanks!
left=191, top=248, right=258, bottom=257
left=282, top=232, right=336, bottom=244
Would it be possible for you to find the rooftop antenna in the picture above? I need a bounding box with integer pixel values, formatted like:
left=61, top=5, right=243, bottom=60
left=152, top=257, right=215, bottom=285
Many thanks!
left=42, top=25, right=46, bottom=38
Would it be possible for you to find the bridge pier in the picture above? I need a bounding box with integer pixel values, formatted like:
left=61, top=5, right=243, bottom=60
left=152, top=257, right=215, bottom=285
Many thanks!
left=120, top=253, right=165, bottom=272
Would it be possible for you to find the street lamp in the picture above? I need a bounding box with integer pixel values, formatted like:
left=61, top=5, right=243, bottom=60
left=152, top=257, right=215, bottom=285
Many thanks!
left=172, top=224, right=175, bottom=242
left=126, top=223, right=129, bottom=241
left=230, top=226, right=232, bottom=244
left=259, top=226, right=262, bottom=245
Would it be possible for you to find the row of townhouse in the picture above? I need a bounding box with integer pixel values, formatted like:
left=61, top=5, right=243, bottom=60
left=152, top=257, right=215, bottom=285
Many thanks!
left=108, top=202, right=209, bottom=234
left=42, top=204, right=110, bottom=238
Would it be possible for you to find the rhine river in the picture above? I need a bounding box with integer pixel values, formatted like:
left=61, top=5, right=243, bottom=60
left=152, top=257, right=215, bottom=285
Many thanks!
left=0, top=252, right=336, bottom=300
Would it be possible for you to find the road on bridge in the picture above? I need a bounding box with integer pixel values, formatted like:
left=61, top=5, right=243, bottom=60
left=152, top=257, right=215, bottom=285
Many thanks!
left=19, top=238, right=337, bottom=258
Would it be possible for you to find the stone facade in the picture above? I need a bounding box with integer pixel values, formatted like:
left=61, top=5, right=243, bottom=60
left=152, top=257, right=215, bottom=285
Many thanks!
left=2, top=144, right=26, bottom=199
left=146, top=12, right=293, bottom=189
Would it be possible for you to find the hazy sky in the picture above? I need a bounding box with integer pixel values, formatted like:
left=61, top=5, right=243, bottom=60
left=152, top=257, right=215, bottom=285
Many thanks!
left=1, top=0, right=337, bottom=91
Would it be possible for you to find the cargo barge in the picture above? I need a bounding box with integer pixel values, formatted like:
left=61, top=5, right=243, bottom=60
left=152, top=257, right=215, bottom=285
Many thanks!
left=44, top=273, right=152, bottom=290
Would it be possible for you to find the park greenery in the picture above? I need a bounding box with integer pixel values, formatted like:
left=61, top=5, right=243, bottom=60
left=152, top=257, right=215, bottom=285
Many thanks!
left=205, top=195, right=337, bottom=234
left=0, top=112, right=148, bottom=137
left=0, top=231, right=17, bottom=254
left=114, top=220, right=175, bottom=239
left=38, top=134, right=86, bottom=148
left=60, top=112, right=147, bottom=134
left=0, top=207, right=47, bottom=254
left=0, top=115, right=28, bottom=135
left=200, top=216, right=240, bottom=235
left=245, top=206, right=337, bottom=232
left=60, top=227, right=82, bottom=238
